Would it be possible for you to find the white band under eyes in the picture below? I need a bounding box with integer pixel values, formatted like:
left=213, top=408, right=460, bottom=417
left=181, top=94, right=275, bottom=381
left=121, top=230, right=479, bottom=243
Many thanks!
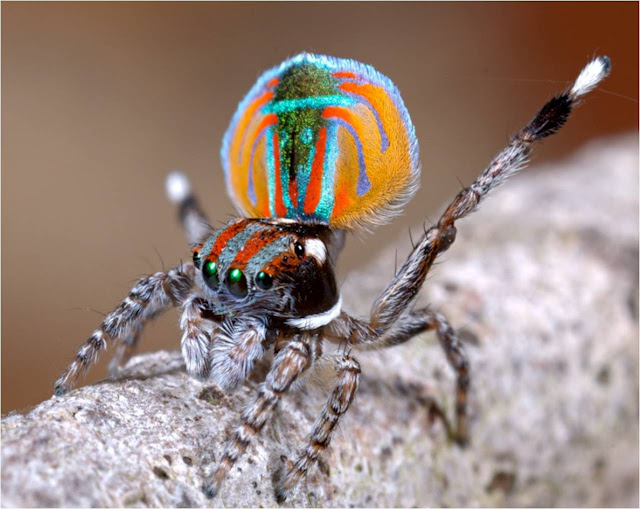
left=286, top=295, right=342, bottom=330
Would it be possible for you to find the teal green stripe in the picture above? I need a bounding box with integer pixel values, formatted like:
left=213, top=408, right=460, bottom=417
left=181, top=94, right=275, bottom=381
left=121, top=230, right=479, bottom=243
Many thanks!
left=265, top=127, right=276, bottom=216
left=263, top=95, right=356, bottom=114
left=315, top=123, right=338, bottom=221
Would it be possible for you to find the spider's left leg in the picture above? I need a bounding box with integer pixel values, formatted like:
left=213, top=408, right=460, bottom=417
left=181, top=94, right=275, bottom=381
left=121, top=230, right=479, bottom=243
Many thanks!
left=277, top=353, right=361, bottom=503
left=203, top=333, right=314, bottom=499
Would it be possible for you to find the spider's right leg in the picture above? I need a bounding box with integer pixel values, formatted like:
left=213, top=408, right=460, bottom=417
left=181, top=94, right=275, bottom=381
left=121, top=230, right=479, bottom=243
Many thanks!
left=204, top=334, right=314, bottom=499
left=53, top=263, right=195, bottom=395
left=166, top=171, right=212, bottom=245
left=326, top=309, right=469, bottom=444
left=277, top=353, right=361, bottom=502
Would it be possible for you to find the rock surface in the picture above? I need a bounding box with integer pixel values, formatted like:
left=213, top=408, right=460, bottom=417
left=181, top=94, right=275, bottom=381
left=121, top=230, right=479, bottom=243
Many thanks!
left=2, top=135, right=638, bottom=507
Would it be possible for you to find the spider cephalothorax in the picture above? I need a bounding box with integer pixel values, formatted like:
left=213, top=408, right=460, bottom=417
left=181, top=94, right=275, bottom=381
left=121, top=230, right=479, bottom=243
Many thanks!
left=54, top=52, right=610, bottom=503
left=193, top=217, right=340, bottom=325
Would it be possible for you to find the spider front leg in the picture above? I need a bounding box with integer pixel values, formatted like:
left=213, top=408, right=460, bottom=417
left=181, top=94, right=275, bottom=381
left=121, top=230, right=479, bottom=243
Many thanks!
left=53, top=263, right=195, bottom=395
left=180, top=294, right=219, bottom=380
left=204, top=333, right=314, bottom=499
left=276, top=353, right=361, bottom=503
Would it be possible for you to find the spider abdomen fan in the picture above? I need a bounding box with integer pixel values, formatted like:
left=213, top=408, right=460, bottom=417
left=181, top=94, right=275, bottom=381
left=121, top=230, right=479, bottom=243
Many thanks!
left=222, top=53, right=420, bottom=230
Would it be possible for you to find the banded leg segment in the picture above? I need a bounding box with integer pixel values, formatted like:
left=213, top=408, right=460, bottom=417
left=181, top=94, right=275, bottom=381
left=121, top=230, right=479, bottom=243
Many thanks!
left=166, top=171, right=212, bottom=245
left=204, top=336, right=313, bottom=499
left=370, top=57, right=611, bottom=336
left=326, top=308, right=469, bottom=443
left=54, top=264, right=195, bottom=395
left=276, top=355, right=361, bottom=503
left=180, top=294, right=217, bottom=380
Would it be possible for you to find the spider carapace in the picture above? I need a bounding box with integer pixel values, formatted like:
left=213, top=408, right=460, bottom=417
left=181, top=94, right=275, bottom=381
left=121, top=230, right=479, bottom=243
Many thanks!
left=54, top=53, right=610, bottom=502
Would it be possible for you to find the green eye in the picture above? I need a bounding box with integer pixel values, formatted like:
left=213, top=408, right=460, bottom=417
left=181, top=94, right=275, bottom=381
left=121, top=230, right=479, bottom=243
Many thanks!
left=227, top=268, right=248, bottom=298
left=256, top=271, right=273, bottom=290
left=203, top=260, right=219, bottom=290
left=192, top=251, right=201, bottom=268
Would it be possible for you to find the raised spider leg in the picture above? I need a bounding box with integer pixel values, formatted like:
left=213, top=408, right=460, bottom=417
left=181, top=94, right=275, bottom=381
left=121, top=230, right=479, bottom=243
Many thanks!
left=203, top=333, right=315, bottom=499
left=276, top=354, right=361, bottom=503
left=370, top=57, right=611, bottom=337
left=327, top=308, right=469, bottom=443
left=166, top=171, right=213, bottom=245
left=53, top=264, right=195, bottom=395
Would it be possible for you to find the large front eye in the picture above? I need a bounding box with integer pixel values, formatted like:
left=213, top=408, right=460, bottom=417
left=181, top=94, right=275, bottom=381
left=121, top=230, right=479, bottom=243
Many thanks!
left=202, top=260, right=219, bottom=290
left=227, top=268, right=248, bottom=298
left=294, top=241, right=305, bottom=258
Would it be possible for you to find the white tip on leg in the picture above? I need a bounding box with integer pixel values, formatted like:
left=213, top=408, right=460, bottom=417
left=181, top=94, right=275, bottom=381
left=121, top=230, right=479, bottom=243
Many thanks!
left=166, top=171, right=191, bottom=203
left=571, top=56, right=611, bottom=98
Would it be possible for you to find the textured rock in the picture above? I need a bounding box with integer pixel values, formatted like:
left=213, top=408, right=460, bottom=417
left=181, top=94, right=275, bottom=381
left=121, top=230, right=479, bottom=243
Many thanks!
left=2, top=135, right=638, bottom=507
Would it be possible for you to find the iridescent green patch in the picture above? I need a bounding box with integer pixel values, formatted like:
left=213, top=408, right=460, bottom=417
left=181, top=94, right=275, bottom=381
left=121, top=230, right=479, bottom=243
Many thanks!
left=272, top=64, right=340, bottom=209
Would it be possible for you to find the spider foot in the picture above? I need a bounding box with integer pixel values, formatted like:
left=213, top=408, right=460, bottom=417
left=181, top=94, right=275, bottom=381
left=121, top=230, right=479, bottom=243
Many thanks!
left=53, top=385, right=69, bottom=397
left=449, top=428, right=469, bottom=448
left=202, top=482, right=218, bottom=499
left=274, top=485, right=289, bottom=504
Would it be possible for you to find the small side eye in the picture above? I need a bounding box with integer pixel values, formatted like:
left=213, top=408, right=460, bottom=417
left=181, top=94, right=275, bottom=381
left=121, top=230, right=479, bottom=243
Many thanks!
left=192, top=251, right=201, bottom=269
left=202, top=260, right=219, bottom=290
left=227, top=268, right=248, bottom=298
left=255, top=271, right=273, bottom=290
left=294, top=241, right=305, bottom=259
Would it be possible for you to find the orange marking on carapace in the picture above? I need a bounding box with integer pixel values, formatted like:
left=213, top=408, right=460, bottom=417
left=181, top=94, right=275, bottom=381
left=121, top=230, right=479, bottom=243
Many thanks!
left=231, top=228, right=286, bottom=270
left=272, top=133, right=287, bottom=217
left=267, top=77, right=280, bottom=88
left=206, top=220, right=249, bottom=260
left=269, top=250, right=304, bottom=273
left=303, top=127, right=327, bottom=215
left=333, top=71, right=358, bottom=79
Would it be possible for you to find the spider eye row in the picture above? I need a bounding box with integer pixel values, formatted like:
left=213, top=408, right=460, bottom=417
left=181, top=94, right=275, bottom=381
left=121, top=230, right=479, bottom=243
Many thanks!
left=195, top=254, right=273, bottom=297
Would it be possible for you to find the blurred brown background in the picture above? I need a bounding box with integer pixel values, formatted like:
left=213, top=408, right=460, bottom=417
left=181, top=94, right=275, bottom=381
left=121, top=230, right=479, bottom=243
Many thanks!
left=2, top=2, right=637, bottom=413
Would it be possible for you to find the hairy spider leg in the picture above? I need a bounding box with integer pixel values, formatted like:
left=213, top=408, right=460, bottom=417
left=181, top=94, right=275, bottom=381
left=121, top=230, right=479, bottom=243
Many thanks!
left=326, top=308, right=468, bottom=442
left=203, top=334, right=315, bottom=499
left=166, top=171, right=213, bottom=245
left=276, top=354, right=361, bottom=502
left=54, top=264, right=195, bottom=395
left=179, top=294, right=219, bottom=380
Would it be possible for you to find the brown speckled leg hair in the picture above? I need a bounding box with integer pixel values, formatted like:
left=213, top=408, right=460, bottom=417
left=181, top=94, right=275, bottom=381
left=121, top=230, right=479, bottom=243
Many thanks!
left=53, top=264, right=195, bottom=395
left=204, top=335, right=313, bottom=499
left=277, top=354, right=361, bottom=502
left=326, top=308, right=468, bottom=444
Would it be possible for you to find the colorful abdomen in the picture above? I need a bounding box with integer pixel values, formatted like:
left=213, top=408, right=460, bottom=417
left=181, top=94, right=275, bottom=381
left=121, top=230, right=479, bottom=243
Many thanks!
left=221, top=53, right=419, bottom=231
